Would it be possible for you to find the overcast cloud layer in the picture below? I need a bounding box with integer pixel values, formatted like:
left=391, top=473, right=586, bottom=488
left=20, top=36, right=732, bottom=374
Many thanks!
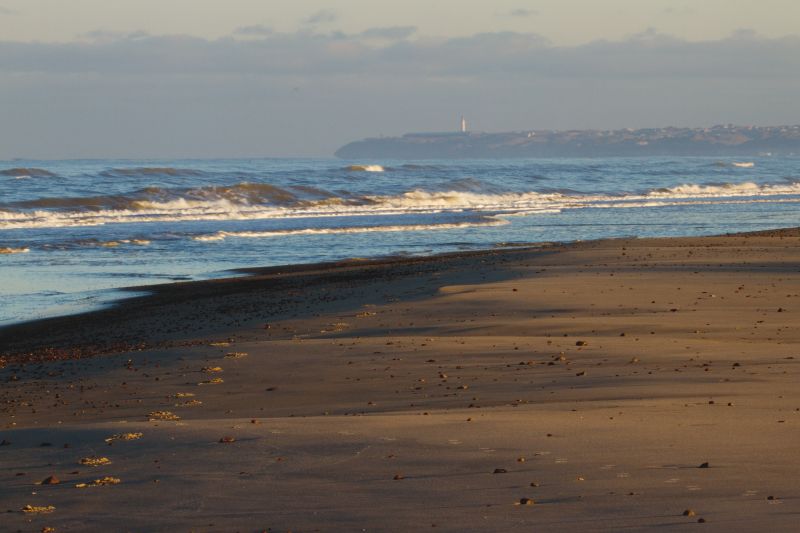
left=2, top=29, right=799, bottom=158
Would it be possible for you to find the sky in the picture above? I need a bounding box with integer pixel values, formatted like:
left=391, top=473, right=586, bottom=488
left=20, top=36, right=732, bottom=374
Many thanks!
left=1, top=0, right=799, bottom=158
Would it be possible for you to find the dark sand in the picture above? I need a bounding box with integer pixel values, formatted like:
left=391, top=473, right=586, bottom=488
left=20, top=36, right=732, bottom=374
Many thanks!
left=1, top=229, right=799, bottom=532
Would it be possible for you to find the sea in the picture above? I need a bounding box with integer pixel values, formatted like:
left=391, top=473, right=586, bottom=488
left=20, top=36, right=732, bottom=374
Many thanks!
left=1, top=156, right=799, bottom=325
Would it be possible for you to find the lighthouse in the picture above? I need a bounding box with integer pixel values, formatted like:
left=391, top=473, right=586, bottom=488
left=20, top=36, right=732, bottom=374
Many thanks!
left=460, top=116, right=467, bottom=133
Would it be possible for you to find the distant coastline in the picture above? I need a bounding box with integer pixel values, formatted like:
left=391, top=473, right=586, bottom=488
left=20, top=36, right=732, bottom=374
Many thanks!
left=336, top=125, right=800, bottom=159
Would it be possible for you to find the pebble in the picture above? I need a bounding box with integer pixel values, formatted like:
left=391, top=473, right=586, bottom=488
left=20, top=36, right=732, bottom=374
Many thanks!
left=79, top=456, right=111, bottom=467
left=22, top=505, right=56, bottom=514
left=41, top=475, right=60, bottom=485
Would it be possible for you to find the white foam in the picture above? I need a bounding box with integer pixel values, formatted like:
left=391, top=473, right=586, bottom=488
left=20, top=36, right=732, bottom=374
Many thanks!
left=733, top=162, right=755, bottom=168
left=0, top=247, right=30, bottom=254
left=2, top=181, right=799, bottom=230
left=193, top=219, right=509, bottom=241
left=647, top=181, right=800, bottom=198
left=347, top=164, right=385, bottom=172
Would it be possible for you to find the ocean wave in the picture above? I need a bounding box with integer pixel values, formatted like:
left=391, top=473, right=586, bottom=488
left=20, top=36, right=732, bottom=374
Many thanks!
left=0, top=246, right=30, bottom=254
left=1, top=167, right=57, bottom=178
left=37, top=238, right=152, bottom=251
left=647, top=181, right=800, bottom=198
left=289, top=185, right=335, bottom=198
left=86, top=239, right=151, bottom=248
left=345, top=165, right=385, bottom=172
left=193, top=219, right=509, bottom=241
left=99, top=167, right=206, bottom=178
left=713, top=161, right=755, bottom=169
left=14, top=194, right=135, bottom=210
left=441, top=177, right=492, bottom=192
left=134, top=182, right=300, bottom=207
left=2, top=180, right=799, bottom=230
left=9, top=182, right=301, bottom=212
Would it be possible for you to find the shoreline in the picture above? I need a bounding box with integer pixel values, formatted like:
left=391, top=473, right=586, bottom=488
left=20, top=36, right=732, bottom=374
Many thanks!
left=2, top=226, right=797, bottom=363
left=0, top=244, right=558, bottom=363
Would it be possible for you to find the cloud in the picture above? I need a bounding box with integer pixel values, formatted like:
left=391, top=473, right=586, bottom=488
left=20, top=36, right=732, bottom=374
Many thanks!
left=234, top=25, right=274, bottom=37
left=1, top=29, right=797, bottom=81
left=304, top=9, right=337, bottom=25
left=81, top=29, right=150, bottom=42
left=0, top=5, right=17, bottom=15
left=359, top=26, right=417, bottom=40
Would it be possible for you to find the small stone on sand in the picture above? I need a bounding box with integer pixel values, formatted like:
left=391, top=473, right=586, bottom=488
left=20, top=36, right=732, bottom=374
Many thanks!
left=148, top=410, right=181, bottom=421
left=75, top=476, right=121, bottom=488
left=22, top=505, right=56, bottom=514
left=79, top=457, right=111, bottom=467
left=105, top=432, right=143, bottom=443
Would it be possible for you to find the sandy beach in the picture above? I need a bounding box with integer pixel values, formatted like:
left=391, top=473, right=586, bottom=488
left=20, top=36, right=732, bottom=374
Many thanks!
left=1, top=229, right=799, bottom=532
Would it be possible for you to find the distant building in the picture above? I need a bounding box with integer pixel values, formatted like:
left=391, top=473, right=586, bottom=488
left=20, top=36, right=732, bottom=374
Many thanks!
left=460, top=116, right=467, bottom=133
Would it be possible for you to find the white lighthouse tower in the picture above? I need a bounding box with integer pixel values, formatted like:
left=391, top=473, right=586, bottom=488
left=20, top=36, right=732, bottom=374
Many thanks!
left=460, top=116, right=467, bottom=133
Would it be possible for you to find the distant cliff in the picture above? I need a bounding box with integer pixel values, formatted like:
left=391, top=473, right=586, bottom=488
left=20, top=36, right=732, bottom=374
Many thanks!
left=335, top=125, right=800, bottom=159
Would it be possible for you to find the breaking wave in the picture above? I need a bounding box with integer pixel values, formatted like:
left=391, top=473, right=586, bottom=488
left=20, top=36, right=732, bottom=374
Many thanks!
left=714, top=161, right=756, bottom=169
left=1, top=167, right=57, bottom=178
left=2, top=180, right=799, bottom=230
left=345, top=165, right=385, bottom=172
left=647, top=181, right=800, bottom=198
left=10, top=182, right=301, bottom=212
left=79, top=239, right=151, bottom=248
left=193, top=219, right=509, bottom=241
left=0, top=246, right=30, bottom=254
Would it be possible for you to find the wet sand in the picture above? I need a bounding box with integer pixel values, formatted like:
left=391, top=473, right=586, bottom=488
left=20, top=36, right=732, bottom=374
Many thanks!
left=1, top=229, right=799, bottom=531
